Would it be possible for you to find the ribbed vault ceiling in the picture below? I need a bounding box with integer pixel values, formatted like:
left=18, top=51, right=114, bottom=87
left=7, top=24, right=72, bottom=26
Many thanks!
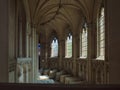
left=26, top=0, right=95, bottom=34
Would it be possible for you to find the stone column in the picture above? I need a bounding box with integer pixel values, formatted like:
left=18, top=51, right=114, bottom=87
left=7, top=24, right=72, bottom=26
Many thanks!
left=19, top=17, right=23, bottom=57
left=61, top=37, right=65, bottom=69
left=29, top=33, right=32, bottom=83
left=59, top=37, right=64, bottom=69
left=34, top=30, right=36, bottom=82
left=87, top=22, right=94, bottom=83
left=0, top=0, right=9, bottom=82
left=86, top=23, right=92, bottom=83
left=72, top=34, right=78, bottom=76
left=36, top=34, right=39, bottom=72
left=26, top=22, right=31, bottom=58
left=31, top=26, right=35, bottom=83
left=35, top=33, right=39, bottom=79
left=31, top=26, right=38, bottom=83
left=29, top=35, right=32, bottom=57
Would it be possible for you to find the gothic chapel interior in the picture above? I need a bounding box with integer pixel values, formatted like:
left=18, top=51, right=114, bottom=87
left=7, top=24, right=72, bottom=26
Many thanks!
left=0, top=0, right=120, bottom=85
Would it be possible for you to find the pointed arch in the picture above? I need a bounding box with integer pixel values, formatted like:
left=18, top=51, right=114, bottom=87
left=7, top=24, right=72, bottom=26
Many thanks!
left=80, top=21, right=88, bottom=58
left=49, top=30, right=59, bottom=58
left=64, top=26, right=73, bottom=58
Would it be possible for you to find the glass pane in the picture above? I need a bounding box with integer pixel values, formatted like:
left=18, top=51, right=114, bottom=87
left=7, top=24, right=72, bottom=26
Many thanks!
left=80, top=28, right=87, bottom=58
left=51, top=39, right=58, bottom=57
left=66, top=34, right=72, bottom=57
left=97, top=7, right=105, bottom=58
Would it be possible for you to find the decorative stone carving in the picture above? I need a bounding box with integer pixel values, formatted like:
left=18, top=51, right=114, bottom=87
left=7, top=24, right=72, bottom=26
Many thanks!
left=17, top=65, right=21, bottom=77
left=17, top=58, right=32, bottom=83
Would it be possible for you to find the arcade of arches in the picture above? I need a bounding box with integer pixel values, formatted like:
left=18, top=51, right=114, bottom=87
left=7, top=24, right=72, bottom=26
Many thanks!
left=0, top=0, right=120, bottom=84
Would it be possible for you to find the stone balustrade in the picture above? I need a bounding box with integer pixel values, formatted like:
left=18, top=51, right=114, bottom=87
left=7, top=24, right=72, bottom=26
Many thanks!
left=17, top=58, right=32, bottom=83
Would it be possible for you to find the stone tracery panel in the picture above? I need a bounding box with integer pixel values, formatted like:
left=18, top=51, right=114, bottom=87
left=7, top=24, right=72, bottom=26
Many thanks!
left=77, top=60, right=87, bottom=80
left=91, top=60, right=109, bottom=84
left=17, top=58, right=32, bottom=83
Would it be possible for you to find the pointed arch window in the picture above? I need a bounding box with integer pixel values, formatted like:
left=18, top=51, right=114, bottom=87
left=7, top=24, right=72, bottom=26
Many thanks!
left=80, top=23, right=88, bottom=58
left=51, top=37, right=58, bottom=57
left=97, top=7, right=105, bottom=60
left=65, top=33, right=72, bottom=58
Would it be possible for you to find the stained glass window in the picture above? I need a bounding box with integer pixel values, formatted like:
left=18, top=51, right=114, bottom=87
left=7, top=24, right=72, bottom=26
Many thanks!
left=51, top=38, right=58, bottom=57
left=80, top=23, right=88, bottom=58
left=65, top=33, right=72, bottom=58
left=97, top=7, right=105, bottom=60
